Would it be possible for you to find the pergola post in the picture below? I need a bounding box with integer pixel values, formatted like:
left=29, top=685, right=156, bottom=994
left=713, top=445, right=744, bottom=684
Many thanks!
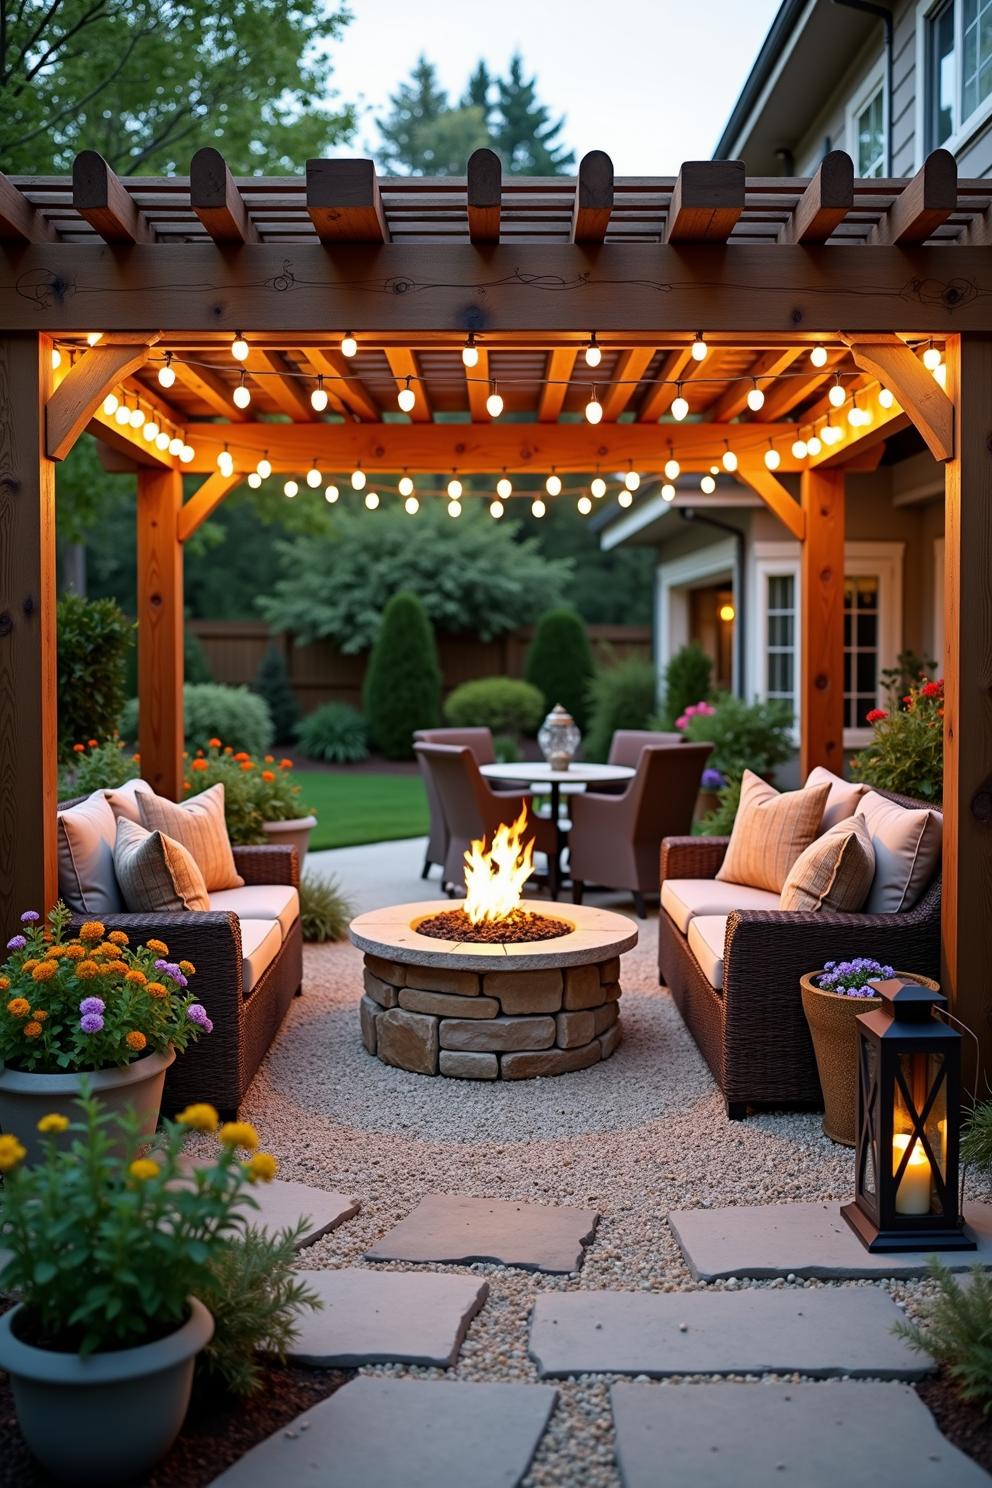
left=137, top=467, right=184, bottom=798
left=0, top=334, right=58, bottom=923
left=942, top=333, right=992, bottom=1083
left=799, top=468, right=845, bottom=776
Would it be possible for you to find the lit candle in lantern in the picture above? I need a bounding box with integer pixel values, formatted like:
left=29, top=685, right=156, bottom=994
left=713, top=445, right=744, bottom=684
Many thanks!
left=893, top=1133, right=932, bottom=1215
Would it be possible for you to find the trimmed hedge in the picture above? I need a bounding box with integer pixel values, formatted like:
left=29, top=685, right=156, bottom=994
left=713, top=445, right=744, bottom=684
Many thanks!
left=363, top=592, right=441, bottom=759
left=524, top=608, right=595, bottom=731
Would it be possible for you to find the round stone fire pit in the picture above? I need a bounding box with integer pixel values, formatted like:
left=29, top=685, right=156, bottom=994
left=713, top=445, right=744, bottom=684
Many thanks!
left=348, top=900, right=638, bottom=1081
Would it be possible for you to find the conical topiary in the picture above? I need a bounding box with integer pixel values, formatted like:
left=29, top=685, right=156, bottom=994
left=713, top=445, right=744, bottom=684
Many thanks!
left=252, top=643, right=300, bottom=745
left=363, top=592, right=441, bottom=759
left=524, top=608, right=595, bottom=732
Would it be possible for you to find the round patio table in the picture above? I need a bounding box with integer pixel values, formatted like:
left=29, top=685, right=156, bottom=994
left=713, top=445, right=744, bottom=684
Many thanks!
left=479, top=761, right=635, bottom=900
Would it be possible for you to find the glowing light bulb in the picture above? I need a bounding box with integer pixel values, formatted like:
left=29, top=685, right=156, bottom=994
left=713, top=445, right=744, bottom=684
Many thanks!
left=546, top=472, right=562, bottom=497
left=828, top=381, right=846, bottom=408
left=531, top=498, right=546, bottom=518
left=806, top=434, right=822, bottom=456
left=114, top=403, right=130, bottom=426
left=166, top=429, right=182, bottom=448
left=86, top=332, right=102, bottom=346
left=585, top=393, right=603, bottom=425
left=351, top=468, right=366, bottom=491
left=310, top=380, right=328, bottom=413
left=365, top=491, right=379, bottom=510
left=325, top=485, right=339, bottom=504
left=461, top=335, right=479, bottom=369
left=284, top=479, right=298, bottom=498
left=399, top=475, right=414, bottom=497
left=747, top=383, right=765, bottom=412
left=661, top=483, right=676, bottom=502
left=664, top=457, right=680, bottom=481
left=102, top=393, right=119, bottom=416
left=257, top=457, right=272, bottom=480
left=306, top=466, right=322, bottom=488
left=158, top=359, right=176, bottom=389
left=180, top=444, right=194, bottom=464
left=923, top=343, right=942, bottom=370
left=810, top=344, right=828, bottom=368
left=247, top=472, right=262, bottom=489
left=447, top=478, right=462, bottom=499
left=155, top=430, right=171, bottom=451
left=671, top=390, right=689, bottom=421
left=397, top=382, right=416, bottom=413
left=792, top=438, right=808, bottom=459
left=448, top=498, right=462, bottom=518
left=486, top=385, right=504, bottom=418
left=847, top=403, right=860, bottom=426
left=764, top=446, right=781, bottom=470
left=700, top=474, right=716, bottom=494
left=51, top=348, right=62, bottom=370
left=404, top=495, right=419, bottom=515
left=231, top=334, right=249, bottom=362
left=878, top=386, right=895, bottom=409
left=720, top=603, right=736, bottom=623
left=591, top=476, right=607, bottom=499
left=232, top=381, right=250, bottom=410
left=129, top=406, right=145, bottom=428
left=823, top=421, right=843, bottom=445
left=496, top=476, right=512, bottom=499
left=933, top=362, right=947, bottom=388
left=217, top=448, right=234, bottom=476
left=618, top=490, right=633, bottom=507
left=577, top=495, right=592, bottom=515
left=584, top=334, right=602, bottom=368
left=625, top=470, right=640, bottom=492
left=341, top=333, right=358, bottom=359
left=691, top=333, right=708, bottom=362
left=722, top=447, right=738, bottom=473
left=143, top=420, right=159, bottom=442
left=490, top=499, right=504, bottom=519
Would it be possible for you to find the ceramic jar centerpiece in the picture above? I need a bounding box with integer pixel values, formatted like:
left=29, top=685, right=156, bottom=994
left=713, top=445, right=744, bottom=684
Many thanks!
left=538, top=704, right=582, bottom=772
left=0, top=904, right=213, bottom=1161
left=0, top=1094, right=280, bottom=1485
left=188, top=742, right=317, bottom=867
left=800, top=957, right=941, bottom=1146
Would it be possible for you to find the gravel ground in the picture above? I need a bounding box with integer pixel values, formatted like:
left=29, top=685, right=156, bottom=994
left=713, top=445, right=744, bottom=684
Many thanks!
left=228, top=927, right=992, bottom=1488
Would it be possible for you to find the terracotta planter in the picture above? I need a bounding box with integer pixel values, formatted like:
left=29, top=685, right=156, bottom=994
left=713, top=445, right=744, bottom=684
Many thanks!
left=0, top=1296, right=213, bottom=1486
left=261, top=813, right=317, bottom=866
left=694, top=789, right=721, bottom=824
left=800, top=971, right=940, bottom=1147
left=0, top=1046, right=175, bottom=1163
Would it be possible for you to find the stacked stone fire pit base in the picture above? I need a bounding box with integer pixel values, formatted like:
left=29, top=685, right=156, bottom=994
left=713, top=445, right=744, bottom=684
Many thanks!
left=349, top=901, right=638, bottom=1081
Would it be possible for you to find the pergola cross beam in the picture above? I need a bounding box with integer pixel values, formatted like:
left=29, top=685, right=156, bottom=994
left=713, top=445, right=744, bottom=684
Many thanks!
left=843, top=333, right=954, bottom=461
left=47, top=337, right=161, bottom=460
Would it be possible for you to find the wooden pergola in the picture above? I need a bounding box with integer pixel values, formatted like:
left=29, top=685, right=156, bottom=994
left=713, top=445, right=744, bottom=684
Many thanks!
left=1, top=145, right=990, bottom=1068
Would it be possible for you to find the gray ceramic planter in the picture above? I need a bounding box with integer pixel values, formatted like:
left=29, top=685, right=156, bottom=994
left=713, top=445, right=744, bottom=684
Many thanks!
left=0, top=1296, right=213, bottom=1485
left=261, top=813, right=317, bottom=866
left=0, top=1046, right=176, bottom=1162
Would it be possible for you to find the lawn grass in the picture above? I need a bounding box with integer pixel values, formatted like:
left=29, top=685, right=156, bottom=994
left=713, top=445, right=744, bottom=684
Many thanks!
left=295, top=770, right=429, bottom=850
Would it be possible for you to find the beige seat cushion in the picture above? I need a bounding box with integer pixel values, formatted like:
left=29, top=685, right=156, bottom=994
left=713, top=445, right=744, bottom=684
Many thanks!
left=209, top=885, right=300, bottom=941
left=780, top=815, right=876, bottom=913
left=661, top=878, right=781, bottom=935
left=687, top=914, right=728, bottom=991
left=239, top=918, right=283, bottom=994
left=114, top=818, right=210, bottom=913
left=717, top=771, right=830, bottom=894
left=856, top=791, right=943, bottom=913
left=105, top=777, right=154, bottom=825
left=138, top=783, right=243, bottom=892
left=57, top=791, right=124, bottom=914
left=805, top=766, right=869, bottom=832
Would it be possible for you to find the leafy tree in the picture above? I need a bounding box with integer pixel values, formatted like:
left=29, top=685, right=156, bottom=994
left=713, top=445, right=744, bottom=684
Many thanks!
left=512, top=496, right=654, bottom=624
left=492, top=52, right=574, bottom=174
left=462, top=60, right=492, bottom=118
left=524, top=609, right=595, bottom=731
left=659, top=643, right=713, bottom=728
left=258, top=502, right=573, bottom=652
left=0, top=0, right=355, bottom=175
left=378, top=56, right=484, bottom=176
left=57, top=594, right=133, bottom=758
left=253, top=644, right=299, bottom=745
left=584, top=658, right=658, bottom=761
left=363, top=592, right=440, bottom=759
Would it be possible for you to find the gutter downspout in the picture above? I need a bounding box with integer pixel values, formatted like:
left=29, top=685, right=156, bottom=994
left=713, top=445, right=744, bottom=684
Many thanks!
left=677, top=508, right=747, bottom=699
left=832, top=0, right=894, bottom=175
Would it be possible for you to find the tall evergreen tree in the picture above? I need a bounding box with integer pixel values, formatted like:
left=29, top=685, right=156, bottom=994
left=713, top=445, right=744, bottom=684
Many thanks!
left=377, top=56, right=450, bottom=175
left=462, top=60, right=493, bottom=120
left=492, top=53, right=574, bottom=175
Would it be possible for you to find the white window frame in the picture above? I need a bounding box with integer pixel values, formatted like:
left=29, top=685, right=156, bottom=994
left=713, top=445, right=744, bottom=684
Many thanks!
left=846, top=54, right=888, bottom=178
left=655, top=539, right=738, bottom=696
left=914, top=0, right=992, bottom=166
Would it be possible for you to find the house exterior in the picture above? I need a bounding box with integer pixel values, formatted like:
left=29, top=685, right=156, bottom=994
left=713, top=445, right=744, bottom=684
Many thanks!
left=600, top=0, right=980, bottom=763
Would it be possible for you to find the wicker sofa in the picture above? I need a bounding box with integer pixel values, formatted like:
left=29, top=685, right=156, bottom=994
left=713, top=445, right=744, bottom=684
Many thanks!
left=658, top=788, right=942, bottom=1120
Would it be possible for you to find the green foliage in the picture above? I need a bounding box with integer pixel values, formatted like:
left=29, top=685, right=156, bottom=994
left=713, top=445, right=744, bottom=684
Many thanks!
left=492, top=51, right=574, bottom=173
left=58, top=739, right=140, bottom=802
left=680, top=694, right=795, bottom=781
left=299, top=874, right=352, bottom=943
left=492, top=735, right=522, bottom=764
left=259, top=503, right=572, bottom=652
left=444, top=677, right=545, bottom=737
left=881, top=649, right=937, bottom=704
left=851, top=678, right=943, bottom=804
left=185, top=628, right=213, bottom=684
left=697, top=777, right=743, bottom=836
left=57, top=594, right=133, bottom=760
left=296, top=703, right=369, bottom=764
left=895, top=1259, right=992, bottom=1413
left=364, top=593, right=441, bottom=760
left=253, top=645, right=299, bottom=744
left=524, top=609, right=595, bottom=731
left=961, top=1101, right=992, bottom=1174
left=659, top=644, right=714, bottom=729
left=184, top=746, right=307, bottom=844
left=196, top=1222, right=323, bottom=1396
left=122, top=684, right=274, bottom=758
left=0, top=1, right=355, bottom=175
left=0, top=1093, right=275, bottom=1357
left=583, top=658, right=658, bottom=762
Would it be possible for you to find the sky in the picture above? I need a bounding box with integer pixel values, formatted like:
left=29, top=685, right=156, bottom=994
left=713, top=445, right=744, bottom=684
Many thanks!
left=329, top=0, right=784, bottom=172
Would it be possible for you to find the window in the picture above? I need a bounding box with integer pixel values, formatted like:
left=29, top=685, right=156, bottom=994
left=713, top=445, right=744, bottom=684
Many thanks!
left=962, top=0, right=992, bottom=120
left=856, top=87, right=886, bottom=177
left=928, top=1, right=956, bottom=146
left=919, top=0, right=992, bottom=157
left=766, top=574, right=797, bottom=704
left=844, top=576, right=881, bottom=729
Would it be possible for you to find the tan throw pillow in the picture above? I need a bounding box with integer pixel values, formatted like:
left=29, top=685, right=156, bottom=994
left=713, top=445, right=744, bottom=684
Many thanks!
left=114, top=818, right=210, bottom=913
left=856, top=790, right=943, bottom=913
left=105, top=777, right=155, bottom=825
left=717, top=770, right=830, bottom=894
left=804, top=766, right=869, bottom=832
left=57, top=791, right=125, bottom=915
left=137, top=782, right=243, bottom=892
left=780, top=814, right=876, bottom=913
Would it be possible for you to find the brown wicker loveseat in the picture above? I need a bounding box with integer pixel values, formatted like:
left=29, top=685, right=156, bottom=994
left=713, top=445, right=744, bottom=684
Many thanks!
left=658, top=788, right=942, bottom=1120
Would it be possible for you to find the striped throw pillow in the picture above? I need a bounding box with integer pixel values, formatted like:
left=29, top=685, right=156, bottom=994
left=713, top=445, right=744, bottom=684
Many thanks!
left=114, top=818, right=210, bottom=913
left=137, top=782, right=243, bottom=892
left=780, top=814, right=876, bottom=913
left=716, top=770, right=830, bottom=894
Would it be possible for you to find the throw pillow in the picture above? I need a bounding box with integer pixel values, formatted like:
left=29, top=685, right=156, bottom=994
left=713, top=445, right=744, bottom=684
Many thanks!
left=804, top=766, right=869, bottom=832
left=717, top=770, right=830, bottom=894
left=137, top=782, right=243, bottom=892
left=114, top=818, right=210, bottom=913
left=56, top=790, right=124, bottom=915
left=105, top=777, right=155, bottom=825
left=780, top=814, right=876, bottom=913
left=856, top=790, right=943, bottom=913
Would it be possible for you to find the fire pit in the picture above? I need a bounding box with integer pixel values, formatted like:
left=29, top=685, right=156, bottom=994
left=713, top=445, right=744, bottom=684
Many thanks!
left=348, top=810, right=638, bottom=1081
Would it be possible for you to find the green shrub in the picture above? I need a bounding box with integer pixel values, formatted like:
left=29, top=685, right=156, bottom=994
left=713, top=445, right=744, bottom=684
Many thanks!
left=583, top=658, right=658, bottom=761
left=961, top=1100, right=992, bottom=1173
left=851, top=676, right=943, bottom=804
left=296, top=703, right=369, bottom=764
left=57, top=594, right=133, bottom=760
left=444, top=677, right=545, bottom=738
left=253, top=644, right=299, bottom=744
left=896, top=1260, right=992, bottom=1414
left=524, top=608, right=595, bottom=731
left=121, top=683, right=274, bottom=757
left=492, top=734, right=521, bottom=764
left=697, top=776, right=742, bottom=836
left=184, top=628, right=213, bottom=684
left=58, top=738, right=139, bottom=801
left=680, top=693, right=794, bottom=780
left=363, top=592, right=441, bottom=760
left=299, top=873, right=352, bottom=942
left=659, top=643, right=713, bottom=729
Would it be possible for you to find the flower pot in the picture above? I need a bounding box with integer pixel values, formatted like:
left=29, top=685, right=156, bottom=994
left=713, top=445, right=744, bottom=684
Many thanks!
left=800, top=971, right=940, bottom=1147
left=0, top=1046, right=175, bottom=1163
left=261, top=813, right=317, bottom=866
left=694, top=790, right=721, bottom=824
left=0, top=1296, right=213, bottom=1486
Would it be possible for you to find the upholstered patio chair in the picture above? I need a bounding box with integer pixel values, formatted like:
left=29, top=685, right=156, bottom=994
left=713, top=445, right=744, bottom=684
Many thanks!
left=413, top=728, right=517, bottom=880
left=607, top=728, right=684, bottom=767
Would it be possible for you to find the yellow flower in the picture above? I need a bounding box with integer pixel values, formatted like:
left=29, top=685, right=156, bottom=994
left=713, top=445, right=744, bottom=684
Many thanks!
left=146, top=939, right=169, bottom=955
left=79, top=922, right=105, bottom=942
left=31, top=1009, right=48, bottom=1022
left=0, top=1134, right=26, bottom=1172
left=176, top=1103, right=218, bottom=1133
left=124, top=969, right=147, bottom=986
left=0, top=976, right=9, bottom=991
left=108, top=931, right=129, bottom=946
left=76, top=960, right=100, bottom=980
left=46, top=946, right=66, bottom=959
left=31, top=961, right=55, bottom=982
left=245, top=1152, right=279, bottom=1183
left=100, top=942, right=123, bottom=959
left=6, top=998, right=30, bottom=1018
left=23, top=1021, right=42, bottom=1039
left=37, top=1112, right=69, bottom=1134
left=21, top=959, right=39, bottom=974
left=219, top=1121, right=259, bottom=1152
left=146, top=981, right=168, bottom=1000
left=125, top=1030, right=147, bottom=1052
left=129, top=1158, right=160, bottom=1182
left=178, top=960, right=195, bottom=977
left=64, top=944, right=86, bottom=961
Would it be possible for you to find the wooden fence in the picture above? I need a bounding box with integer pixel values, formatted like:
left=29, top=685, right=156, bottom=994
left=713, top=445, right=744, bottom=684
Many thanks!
left=188, top=621, right=653, bottom=713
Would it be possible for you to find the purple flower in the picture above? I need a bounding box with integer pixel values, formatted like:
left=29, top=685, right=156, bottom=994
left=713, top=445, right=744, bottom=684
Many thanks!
left=79, top=1013, right=104, bottom=1033
left=6, top=936, right=26, bottom=951
left=186, top=1003, right=211, bottom=1028
left=701, top=767, right=725, bottom=791
left=19, top=911, right=39, bottom=924
left=155, top=958, right=188, bottom=988
left=79, top=997, right=105, bottom=1016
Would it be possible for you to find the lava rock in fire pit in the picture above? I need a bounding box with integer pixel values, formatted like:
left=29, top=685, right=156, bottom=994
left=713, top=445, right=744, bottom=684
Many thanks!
left=416, top=907, right=572, bottom=944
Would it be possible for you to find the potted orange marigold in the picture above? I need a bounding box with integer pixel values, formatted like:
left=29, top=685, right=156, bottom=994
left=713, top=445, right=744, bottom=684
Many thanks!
left=184, top=741, right=316, bottom=864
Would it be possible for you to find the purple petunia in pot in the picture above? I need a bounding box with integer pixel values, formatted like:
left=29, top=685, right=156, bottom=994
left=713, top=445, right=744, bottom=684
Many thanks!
left=817, top=957, right=895, bottom=998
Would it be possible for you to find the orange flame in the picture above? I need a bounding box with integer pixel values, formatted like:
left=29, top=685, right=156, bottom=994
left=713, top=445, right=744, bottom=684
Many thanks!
left=462, top=805, right=534, bottom=924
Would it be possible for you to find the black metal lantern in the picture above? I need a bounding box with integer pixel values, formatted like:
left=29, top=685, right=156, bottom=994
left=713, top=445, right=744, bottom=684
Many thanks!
left=841, top=978, right=976, bottom=1252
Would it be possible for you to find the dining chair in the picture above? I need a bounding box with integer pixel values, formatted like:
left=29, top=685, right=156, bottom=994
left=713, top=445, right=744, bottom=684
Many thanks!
left=413, top=727, right=506, bottom=880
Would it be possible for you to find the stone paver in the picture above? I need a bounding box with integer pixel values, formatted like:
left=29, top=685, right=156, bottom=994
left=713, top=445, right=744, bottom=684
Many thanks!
left=209, top=1376, right=558, bottom=1488
left=237, top=1178, right=360, bottom=1249
left=611, top=1381, right=991, bottom=1488
left=529, top=1288, right=929, bottom=1379
left=366, top=1193, right=599, bottom=1274
left=670, top=1199, right=992, bottom=1281
left=287, top=1270, right=488, bottom=1367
